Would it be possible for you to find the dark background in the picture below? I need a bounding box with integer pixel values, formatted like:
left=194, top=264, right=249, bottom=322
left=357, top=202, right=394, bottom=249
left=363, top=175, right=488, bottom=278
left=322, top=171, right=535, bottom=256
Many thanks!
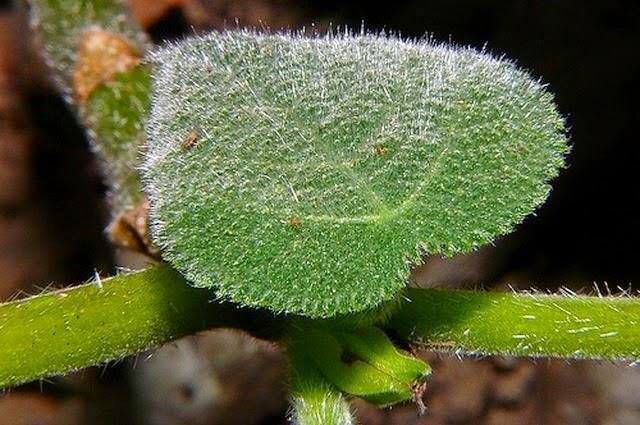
left=1, top=1, right=639, bottom=424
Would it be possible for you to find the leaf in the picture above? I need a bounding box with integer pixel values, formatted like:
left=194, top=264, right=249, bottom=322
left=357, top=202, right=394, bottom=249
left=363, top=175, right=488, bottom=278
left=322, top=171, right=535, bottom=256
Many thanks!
left=143, top=30, right=567, bottom=317
left=288, top=323, right=430, bottom=406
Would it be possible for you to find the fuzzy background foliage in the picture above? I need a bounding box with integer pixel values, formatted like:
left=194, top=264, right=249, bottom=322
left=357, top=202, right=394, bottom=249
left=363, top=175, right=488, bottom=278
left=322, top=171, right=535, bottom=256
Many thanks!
left=30, top=0, right=152, bottom=211
left=29, top=0, right=149, bottom=100
left=143, top=30, right=567, bottom=318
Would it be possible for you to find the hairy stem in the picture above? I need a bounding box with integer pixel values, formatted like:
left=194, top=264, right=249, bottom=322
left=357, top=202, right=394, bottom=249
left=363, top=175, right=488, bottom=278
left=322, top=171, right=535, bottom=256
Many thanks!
left=389, top=288, right=640, bottom=361
left=3, top=283, right=639, bottom=390
left=0, top=265, right=274, bottom=388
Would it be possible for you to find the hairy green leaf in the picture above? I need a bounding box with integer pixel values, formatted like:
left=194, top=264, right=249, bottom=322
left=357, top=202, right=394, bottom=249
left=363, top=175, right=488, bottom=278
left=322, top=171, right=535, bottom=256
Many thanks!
left=144, top=30, right=567, bottom=317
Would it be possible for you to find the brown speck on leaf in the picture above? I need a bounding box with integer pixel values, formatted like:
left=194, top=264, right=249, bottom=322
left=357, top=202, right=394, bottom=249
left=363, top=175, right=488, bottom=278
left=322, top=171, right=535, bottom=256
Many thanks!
left=290, top=217, right=301, bottom=228
left=517, top=143, right=529, bottom=153
left=374, top=142, right=386, bottom=156
left=181, top=129, right=200, bottom=150
left=73, top=28, right=142, bottom=104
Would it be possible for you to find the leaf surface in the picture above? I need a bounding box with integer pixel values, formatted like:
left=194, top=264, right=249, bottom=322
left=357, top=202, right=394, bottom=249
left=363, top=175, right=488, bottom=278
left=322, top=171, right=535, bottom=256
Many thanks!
left=144, top=31, right=567, bottom=317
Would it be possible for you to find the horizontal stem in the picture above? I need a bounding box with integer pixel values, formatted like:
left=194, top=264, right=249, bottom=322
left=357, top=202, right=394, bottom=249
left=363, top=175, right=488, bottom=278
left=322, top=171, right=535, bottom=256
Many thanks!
left=0, top=265, right=274, bottom=388
left=4, top=280, right=639, bottom=389
left=389, top=288, right=640, bottom=361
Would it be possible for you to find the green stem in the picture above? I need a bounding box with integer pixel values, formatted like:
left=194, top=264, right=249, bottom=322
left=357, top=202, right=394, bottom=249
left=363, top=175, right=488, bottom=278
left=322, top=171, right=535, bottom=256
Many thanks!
left=4, top=282, right=639, bottom=390
left=0, top=265, right=274, bottom=388
left=389, top=288, right=640, bottom=360
left=84, top=64, right=151, bottom=210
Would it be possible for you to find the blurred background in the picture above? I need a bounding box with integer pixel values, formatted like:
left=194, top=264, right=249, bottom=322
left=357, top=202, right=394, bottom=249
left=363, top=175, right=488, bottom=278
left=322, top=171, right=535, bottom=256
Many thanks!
left=0, top=0, right=639, bottom=424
